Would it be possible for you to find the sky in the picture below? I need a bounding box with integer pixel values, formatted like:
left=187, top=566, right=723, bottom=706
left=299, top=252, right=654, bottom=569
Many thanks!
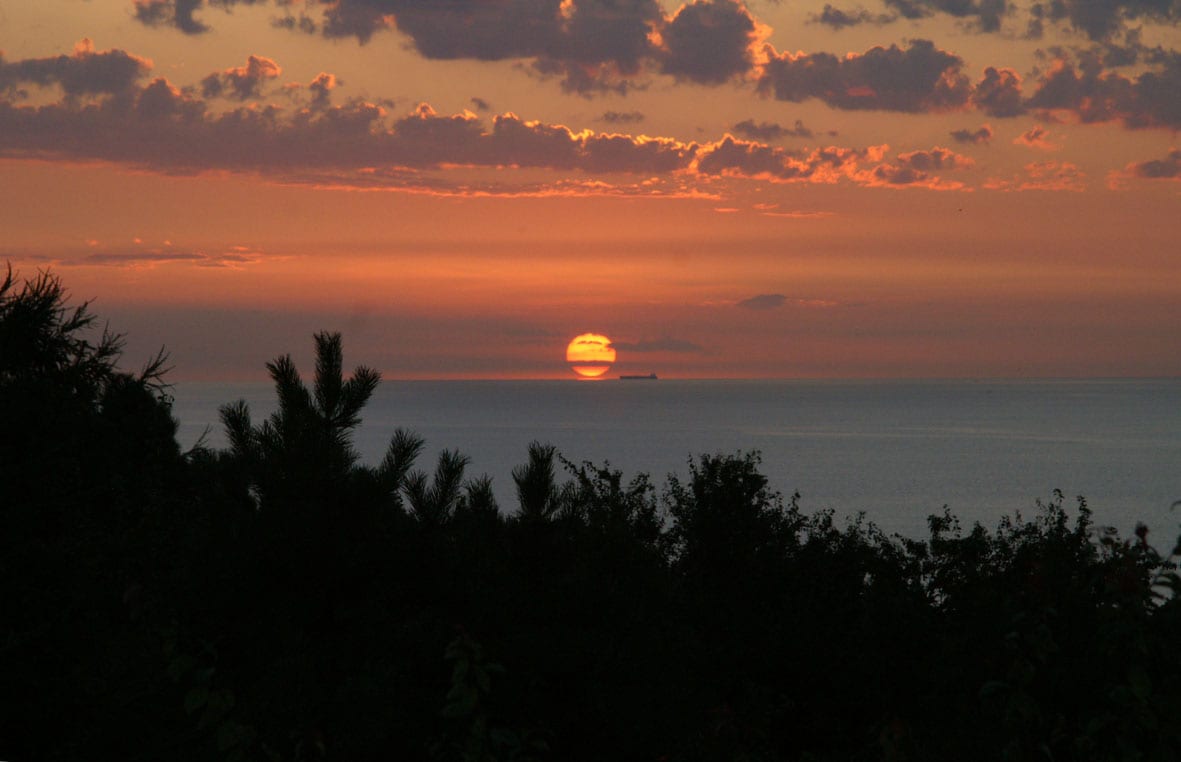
left=2, top=0, right=1179, bottom=379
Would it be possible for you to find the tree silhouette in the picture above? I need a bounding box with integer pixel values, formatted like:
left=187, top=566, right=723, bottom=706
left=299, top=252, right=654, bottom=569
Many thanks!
left=220, top=331, right=380, bottom=508
left=1, top=265, right=184, bottom=761
left=512, top=441, right=560, bottom=521
left=0, top=264, right=124, bottom=399
left=405, top=449, right=471, bottom=526
left=0, top=262, right=177, bottom=504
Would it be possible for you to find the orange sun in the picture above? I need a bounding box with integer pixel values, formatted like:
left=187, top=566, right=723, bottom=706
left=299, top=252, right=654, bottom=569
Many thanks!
left=566, top=333, right=616, bottom=379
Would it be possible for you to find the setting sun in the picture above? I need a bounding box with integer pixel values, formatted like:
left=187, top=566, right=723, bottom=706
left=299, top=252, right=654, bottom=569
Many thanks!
left=566, top=334, right=616, bottom=379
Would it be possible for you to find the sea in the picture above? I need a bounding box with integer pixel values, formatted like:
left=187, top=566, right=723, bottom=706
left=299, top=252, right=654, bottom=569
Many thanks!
left=170, top=378, right=1181, bottom=540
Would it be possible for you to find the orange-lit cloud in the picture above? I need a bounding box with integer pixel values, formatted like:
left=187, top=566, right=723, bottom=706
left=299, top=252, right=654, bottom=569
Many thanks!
left=1108, top=148, right=1181, bottom=187
left=865, top=148, right=975, bottom=189
left=658, top=0, right=769, bottom=85
left=971, top=67, right=1025, bottom=117
left=201, top=55, right=281, bottom=100
left=985, top=161, right=1086, bottom=191
left=0, top=38, right=150, bottom=96
left=1026, top=55, right=1181, bottom=129
left=1012, top=124, right=1060, bottom=150
left=1126, top=148, right=1181, bottom=179
left=0, top=43, right=995, bottom=197
left=758, top=40, right=971, bottom=113
left=115, top=0, right=1181, bottom=137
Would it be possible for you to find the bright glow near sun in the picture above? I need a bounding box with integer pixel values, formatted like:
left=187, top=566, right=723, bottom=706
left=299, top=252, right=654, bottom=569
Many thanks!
left=566, top=333, right=616, bottom=379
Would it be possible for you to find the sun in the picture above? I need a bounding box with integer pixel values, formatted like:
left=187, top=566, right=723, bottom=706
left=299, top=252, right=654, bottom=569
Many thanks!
left=566, top=333, right=616, bottom=379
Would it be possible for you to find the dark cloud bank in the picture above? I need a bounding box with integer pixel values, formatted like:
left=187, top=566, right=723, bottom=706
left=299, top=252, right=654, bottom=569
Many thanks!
left=1, top=38, right=1177, bottom=194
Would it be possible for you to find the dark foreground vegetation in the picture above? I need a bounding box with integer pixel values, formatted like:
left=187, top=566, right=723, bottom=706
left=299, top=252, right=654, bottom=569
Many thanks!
left=4, top=266, right=1181, bottom=762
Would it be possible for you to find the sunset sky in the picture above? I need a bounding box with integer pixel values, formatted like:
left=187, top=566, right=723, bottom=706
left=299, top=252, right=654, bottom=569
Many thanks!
left=2, top=0, right=1179, bottom=379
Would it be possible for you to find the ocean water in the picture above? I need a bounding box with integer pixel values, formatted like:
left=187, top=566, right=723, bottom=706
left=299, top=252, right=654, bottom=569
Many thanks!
left=170, top=378, right=1181, bottom=539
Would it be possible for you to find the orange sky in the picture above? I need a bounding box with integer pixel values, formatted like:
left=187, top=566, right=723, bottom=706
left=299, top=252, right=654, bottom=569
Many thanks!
left=2, top=0, right=1179, bottom=379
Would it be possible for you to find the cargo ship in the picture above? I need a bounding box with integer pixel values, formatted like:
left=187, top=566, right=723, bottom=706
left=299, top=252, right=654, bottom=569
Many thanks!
left=619, top=373, right=658, bottom=380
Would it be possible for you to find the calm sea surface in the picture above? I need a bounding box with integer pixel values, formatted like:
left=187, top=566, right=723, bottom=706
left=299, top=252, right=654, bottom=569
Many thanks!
left=170, top=379, right=1181, bottom=539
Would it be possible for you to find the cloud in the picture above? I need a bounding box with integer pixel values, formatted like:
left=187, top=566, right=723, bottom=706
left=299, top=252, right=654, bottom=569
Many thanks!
left=132, top=0, right=211, bottom=35
left=529, top=58, right=647, bottom=96
left=971, top=67, right=1025, bottom=117
left=757, top=209, right=836, bottom=219
left=694, top=139, right=970, bottom=190
left=758, top=40, right=972, bottom=113
left=200, top=55, right=281, bottom=100
left=1025, top=52, right=1181, bottom=129
left=118, top=0, right=1181, bottom=118
left=599, top=110, right=645, bottom=124
left=808, top=4, right=896, bottom=29
left=61, top=244, right=267, bottom=269
left=730, top=118, right=813, bottom=140
left=658, top=0, right=767, bottom=84
left=16, top=41, right=1160, bottom=197
left=867, top=147, right=974, bottom=189
left=345, top=0, right=663, bottom=94
left=0, top=39, right=150, bottom=97
left=737, top=293, right=787, bottom=310
left=1040, top=0, right=1181, bottom=41
left=320, top=0, right=396, bottom=42
left=1012, top=124, right=1059, bottom=150
left=271, top=12, right=319, bottom=35
left=825, top=0, right=1181, bottom=39
left=949, top=123, right=994, bottom=143
left=127, top=0, right=658, bottom=93
left=557, top=0, right=665, bottom=72
left=470, top=97, right=491, bottom=112
left=282, top=72, right=340, bottom=109
left=736, top=293, right=839, bottom=309
left=611, top=337, right=707, bottom=353
left=881, top=0, right=1008, bottom=32
left=309, top=73, right=340, bottom=109
left=985, top=160, right=1086, bottom=191
left=126, top=0, right=780, bottom=96
left=896, top=147, right=974, bottom=171
left=1120, top=148, right=1181, bottom=180
left=324, top=0, right=765, bottom=90
left=0, top=48, right=711, bottom=193
left=695, top=136, right=886, bottom=183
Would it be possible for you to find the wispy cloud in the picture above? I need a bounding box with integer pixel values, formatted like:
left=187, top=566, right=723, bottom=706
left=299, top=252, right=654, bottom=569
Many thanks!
left=950, top=124, right=994, bottom=144
left=611, top=337, right=707, bottom=353
left=985, top=161, right=1086, bottom=192
left=736, top=293, right=840, bottom=310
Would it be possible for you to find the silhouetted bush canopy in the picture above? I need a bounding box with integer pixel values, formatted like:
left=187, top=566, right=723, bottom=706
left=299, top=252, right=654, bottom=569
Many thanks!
left=4, top=265, right=1181, bottom=761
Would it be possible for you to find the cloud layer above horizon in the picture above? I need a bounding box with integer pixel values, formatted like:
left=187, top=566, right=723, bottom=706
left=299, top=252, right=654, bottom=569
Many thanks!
left=3, top=0, right=1180, bottom=197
